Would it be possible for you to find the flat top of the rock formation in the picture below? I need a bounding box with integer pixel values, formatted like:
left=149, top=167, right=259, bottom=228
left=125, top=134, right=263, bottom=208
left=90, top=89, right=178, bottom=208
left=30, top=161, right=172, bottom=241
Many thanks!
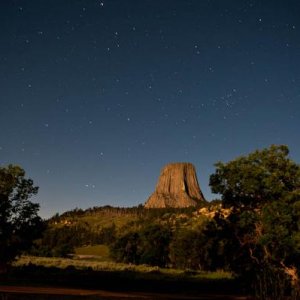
left=162, top=162, right=194, bottom=168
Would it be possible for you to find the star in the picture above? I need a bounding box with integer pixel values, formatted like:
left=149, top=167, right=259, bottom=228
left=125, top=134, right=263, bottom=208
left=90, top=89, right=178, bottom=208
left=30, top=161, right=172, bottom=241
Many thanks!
left=1, top=0, right=299, bottom=217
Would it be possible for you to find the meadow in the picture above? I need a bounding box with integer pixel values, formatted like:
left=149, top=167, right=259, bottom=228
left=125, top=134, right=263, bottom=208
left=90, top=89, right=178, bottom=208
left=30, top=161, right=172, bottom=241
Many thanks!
left=1, top=257, right=245, bottom=300
left=14, top=255, right=233, bottom=281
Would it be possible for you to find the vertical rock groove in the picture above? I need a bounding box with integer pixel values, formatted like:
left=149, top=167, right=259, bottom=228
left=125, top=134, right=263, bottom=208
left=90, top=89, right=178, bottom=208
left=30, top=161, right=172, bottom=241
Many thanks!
left=145, top=162, right=205, bottom=208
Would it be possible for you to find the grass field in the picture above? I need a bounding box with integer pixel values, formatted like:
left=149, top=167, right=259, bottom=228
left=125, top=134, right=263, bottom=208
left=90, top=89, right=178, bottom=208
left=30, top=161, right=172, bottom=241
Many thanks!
left=14, top=256, right=232, bottom=280
left=6, top=256, right=243, bottom=297
left=74, top=244, right=111, bottom=261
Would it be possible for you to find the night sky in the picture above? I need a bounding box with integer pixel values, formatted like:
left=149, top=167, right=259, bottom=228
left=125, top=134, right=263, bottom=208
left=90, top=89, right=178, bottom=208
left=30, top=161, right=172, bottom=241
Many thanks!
left=1, top=0, right=300, bottom=218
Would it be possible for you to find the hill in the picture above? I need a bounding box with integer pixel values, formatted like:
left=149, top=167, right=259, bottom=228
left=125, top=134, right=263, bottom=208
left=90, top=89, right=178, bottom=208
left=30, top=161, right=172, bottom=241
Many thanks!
left=49, top=205, right=143, bottom=230
left=32, top=203, right=219, bottom=258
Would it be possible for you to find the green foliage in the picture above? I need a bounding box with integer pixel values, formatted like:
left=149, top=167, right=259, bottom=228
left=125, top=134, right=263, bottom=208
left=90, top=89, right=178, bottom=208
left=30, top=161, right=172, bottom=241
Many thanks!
left=169, top=221, right=226, bottom=271
left=110, top=223, right=172, bottom=267
left=31, top=223, right=94, bottom=257
left=109, top=209, right=217, bottom=270
left=209, top=145, right=300, bottom=298
left=210, top=145, right=300, bottom=208
left=49, top=205, right=144, bottom=230
left=169, top=227, right=206, bottom=270
left=32, top=217, right=117, bottom=257
left=39, top=205, right=202, bottom=262
left=36, top=204, right=212, bottom=270
left=0, top=164, right=44, bottom=270
left=111, top=231, right=140, bottom=264
left=96, top=223, right=116, bottom=244
left=139, top=224, right=172, bottom=266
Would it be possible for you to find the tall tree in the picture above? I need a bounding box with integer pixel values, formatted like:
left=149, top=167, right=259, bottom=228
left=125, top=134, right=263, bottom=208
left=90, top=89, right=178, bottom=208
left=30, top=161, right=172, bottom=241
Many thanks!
left=0, top=165, right=43, bottom=272
left=209, top=145, right=300, bottom=299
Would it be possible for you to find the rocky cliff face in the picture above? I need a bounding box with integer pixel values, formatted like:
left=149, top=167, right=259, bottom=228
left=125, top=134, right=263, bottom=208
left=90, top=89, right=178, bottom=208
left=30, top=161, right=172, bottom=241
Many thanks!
left=144, top=162, right=205, bottom=208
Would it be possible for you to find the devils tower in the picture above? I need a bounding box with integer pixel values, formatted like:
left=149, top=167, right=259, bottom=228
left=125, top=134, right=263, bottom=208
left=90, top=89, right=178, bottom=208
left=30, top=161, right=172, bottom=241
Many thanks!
left=145, top=162, right=205, bottom=208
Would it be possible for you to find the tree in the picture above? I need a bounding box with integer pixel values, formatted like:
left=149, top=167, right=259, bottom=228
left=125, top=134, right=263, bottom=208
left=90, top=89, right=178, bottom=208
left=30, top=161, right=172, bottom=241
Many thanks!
left=209, top=145, right=300, bottom=299
left=0, top=164, right=44, bottom=272
left=210, top=145, right=300, bottom=208
left=169, top=221, right=227, bottom=271
left=110, top=231, right=140, bottom=264
left=138, top=223, right=171, bottom=267
left=110, top=223, right=172, bottom=267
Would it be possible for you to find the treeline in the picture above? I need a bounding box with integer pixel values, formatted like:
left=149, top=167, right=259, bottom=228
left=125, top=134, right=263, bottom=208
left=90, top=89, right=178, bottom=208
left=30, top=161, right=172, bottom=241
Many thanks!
left=31, top=223, right=117, bottom=257
left=49, top=205, right=145, bottom=221
left=49, top=205, right=202, bottom=222
left=30, top=206, right=201, bottom=257
left=109, top=219, right=223, bottom=270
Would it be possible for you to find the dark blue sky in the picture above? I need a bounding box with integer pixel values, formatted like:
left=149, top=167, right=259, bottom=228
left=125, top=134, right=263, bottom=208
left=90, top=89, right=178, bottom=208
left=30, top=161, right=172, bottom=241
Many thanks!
left=1, top=0, right=300, bottom=218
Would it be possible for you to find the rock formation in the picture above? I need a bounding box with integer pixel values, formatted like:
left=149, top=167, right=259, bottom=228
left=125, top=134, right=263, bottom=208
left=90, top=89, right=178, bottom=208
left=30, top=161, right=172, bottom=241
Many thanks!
left=145, top=162, right=205, bottom=208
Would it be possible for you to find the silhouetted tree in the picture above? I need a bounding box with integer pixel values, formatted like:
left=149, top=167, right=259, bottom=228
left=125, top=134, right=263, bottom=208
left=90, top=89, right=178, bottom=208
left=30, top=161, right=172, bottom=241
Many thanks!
left=0, top=165, right=44, bottom=272
left=138, top=223, right=172, bottom=267
left=110, top=223, right=172, bottom=267
left=110, top=231, right=140, bottom=264
left=209, top=145, right=300, bottom=299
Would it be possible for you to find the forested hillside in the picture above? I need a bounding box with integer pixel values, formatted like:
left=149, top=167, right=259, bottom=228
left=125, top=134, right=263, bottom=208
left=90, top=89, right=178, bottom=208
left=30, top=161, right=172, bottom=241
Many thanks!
left=31, top=204, right=211, bottom=258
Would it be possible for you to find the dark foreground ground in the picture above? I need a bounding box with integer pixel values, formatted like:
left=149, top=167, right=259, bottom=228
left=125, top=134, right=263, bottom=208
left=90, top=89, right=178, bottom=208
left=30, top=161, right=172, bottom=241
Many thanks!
left=0, top=285, right=251, bottom=300
left=0, top=265, right=251, bottom=299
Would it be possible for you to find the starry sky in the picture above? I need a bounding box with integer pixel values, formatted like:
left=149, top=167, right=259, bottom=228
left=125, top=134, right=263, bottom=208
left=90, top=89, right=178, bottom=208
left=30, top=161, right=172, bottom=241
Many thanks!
left=1, top=0, right=300, bottom=218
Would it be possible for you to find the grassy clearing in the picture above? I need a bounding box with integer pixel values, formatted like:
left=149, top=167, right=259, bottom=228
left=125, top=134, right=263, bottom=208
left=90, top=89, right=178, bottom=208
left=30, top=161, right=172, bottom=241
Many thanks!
left=14, top=256, right=232, bottom=280
left=14, top=256, right=161, bottom=273
left=75, top=244, right=110, bottom=260
left=9, top=256, right=240, bottom=296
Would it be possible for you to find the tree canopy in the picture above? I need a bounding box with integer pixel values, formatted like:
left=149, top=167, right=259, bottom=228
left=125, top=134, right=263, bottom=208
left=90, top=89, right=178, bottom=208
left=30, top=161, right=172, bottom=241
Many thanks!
left=210, top=145, right=300, bottom=298
left=209, top=145, right=300, bottom=208
left=0, top=164, right=43, bottom=271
